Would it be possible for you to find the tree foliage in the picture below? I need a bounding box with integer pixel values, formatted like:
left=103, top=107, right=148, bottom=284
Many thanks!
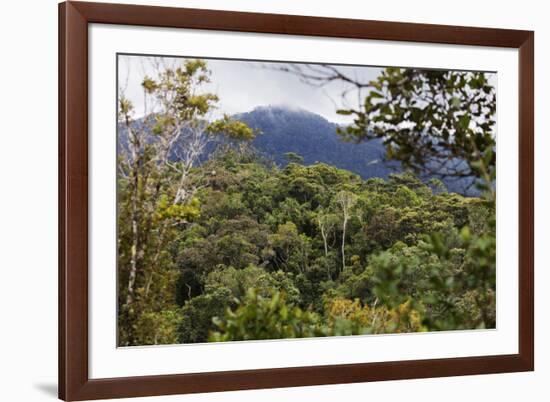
left=278, top=64, right=496, bottom=196
left=117, top=59, right=255, bottom=345
left=117, top=60, right=496, bottom=346
left=337, top=68, right=496, bottom=183
left=121, top=146, right=495, bottom=344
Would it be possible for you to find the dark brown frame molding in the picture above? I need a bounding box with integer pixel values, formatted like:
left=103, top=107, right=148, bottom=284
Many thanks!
left=59, top=1, right=534, bottom=400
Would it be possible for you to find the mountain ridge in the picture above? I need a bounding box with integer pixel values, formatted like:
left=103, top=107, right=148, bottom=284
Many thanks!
left=119, top=105, right=477, bottom=195
left=236, top=105, right=399, bottom=180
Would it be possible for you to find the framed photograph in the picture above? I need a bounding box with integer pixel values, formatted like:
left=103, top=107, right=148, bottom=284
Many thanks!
left=59, top=1, right=534, bottom=400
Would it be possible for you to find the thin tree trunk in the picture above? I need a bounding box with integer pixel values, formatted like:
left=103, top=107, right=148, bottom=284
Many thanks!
left=371, top=297, right=379, bottom=332
left=319, top=219, right=330, bottom=279
left=320, top=225, right=329, bottom=258
left=126, top=126, right=140, bottom=306
left=341, top=215, right=347, bottom=273
left=126, top=213, right=138, bottom=305
left=144, top=223, right=168, bottom=298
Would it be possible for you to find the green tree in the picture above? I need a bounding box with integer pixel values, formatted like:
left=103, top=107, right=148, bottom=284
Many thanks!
left=116, top=75, right=496, bottom=344
left=334, top=190, right=358, bottom=272
left=179, top=288, right=232, bottom=343
left=209, top=289, right=324, bottom=341
left=205, top=265, right=301, bottom=306
left=284, top=151, right=304, bottom=164
left=338, top=68, right=495, bottom=186
left=117, top=59, right=255, bottom=345
left=267, top=221, right=311, bottom=273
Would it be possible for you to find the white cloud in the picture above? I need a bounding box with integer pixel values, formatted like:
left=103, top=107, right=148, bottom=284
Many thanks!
left=118, top=54, right=381, bottom=124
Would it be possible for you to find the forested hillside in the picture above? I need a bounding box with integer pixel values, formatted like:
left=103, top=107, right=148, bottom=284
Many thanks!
left=118, top=145, right=495, bottom=345
left=116, top=58, right=496, bottom=346
left=239, top=106, right=397, bottom=180
left=119, top=106, right=478, bottom=195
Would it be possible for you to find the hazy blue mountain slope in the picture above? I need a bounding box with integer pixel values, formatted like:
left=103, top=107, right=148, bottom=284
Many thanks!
left=240, top=106, right=398, bottom=180
left=118, top=105, right=478, bottom=195
left=239, top=106, right=477, bottom=194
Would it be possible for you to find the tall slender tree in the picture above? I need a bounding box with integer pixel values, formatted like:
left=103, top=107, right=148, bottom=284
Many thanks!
left=335, top=191, right=357, bottom=273
left=117, top=58, right=254, bottom=345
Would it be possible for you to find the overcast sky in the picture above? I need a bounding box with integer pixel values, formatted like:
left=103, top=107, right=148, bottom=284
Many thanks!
left=118, top=55, right=382, bottom=124
left=118, top=55, right=496, bottom=126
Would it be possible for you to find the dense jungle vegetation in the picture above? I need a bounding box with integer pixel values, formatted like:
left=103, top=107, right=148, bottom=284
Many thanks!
left=117, top=59, right=496, bottom=346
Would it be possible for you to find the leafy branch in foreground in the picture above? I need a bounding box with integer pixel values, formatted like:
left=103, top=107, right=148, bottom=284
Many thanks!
left=278, top=64, right=496, bottom=196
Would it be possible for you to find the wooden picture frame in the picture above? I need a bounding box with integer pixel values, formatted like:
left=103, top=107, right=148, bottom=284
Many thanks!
left=59, top=1, right=534, bottom=400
